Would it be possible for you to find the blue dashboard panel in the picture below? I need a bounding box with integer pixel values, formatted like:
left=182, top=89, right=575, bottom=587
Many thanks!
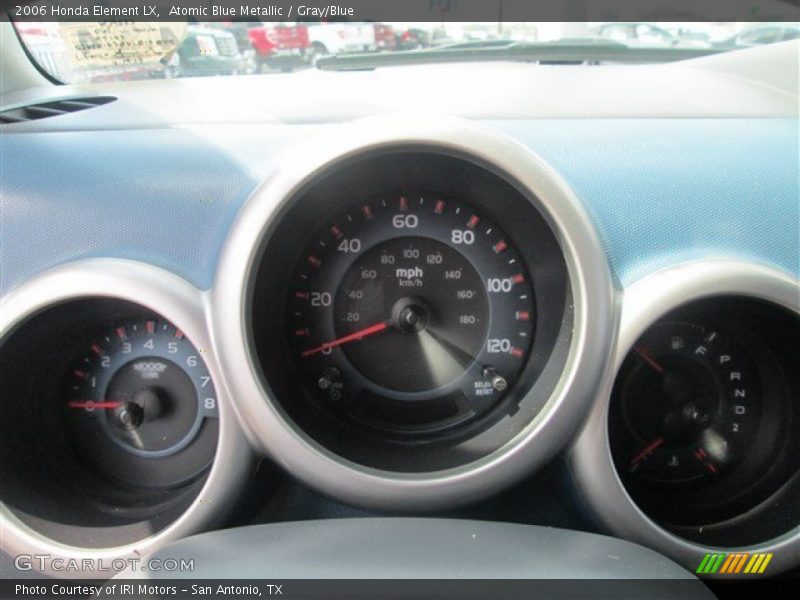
left=1, top=119, right=797, bottom=296
left=1, top=127, right=297, bottom=294
left=492, top=119, right=800, bottom=287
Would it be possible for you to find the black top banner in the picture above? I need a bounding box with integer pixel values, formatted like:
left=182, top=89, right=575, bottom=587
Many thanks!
left=3, top=0, right=800, bottom=22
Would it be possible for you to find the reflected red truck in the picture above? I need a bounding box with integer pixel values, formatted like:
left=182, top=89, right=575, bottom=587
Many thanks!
left=374, top=23, right=396, bottom=50
left=249, top=23, right=310, bottom=72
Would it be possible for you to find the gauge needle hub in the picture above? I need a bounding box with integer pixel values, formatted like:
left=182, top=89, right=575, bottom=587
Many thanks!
left=301, top=321, right=389, bottom=358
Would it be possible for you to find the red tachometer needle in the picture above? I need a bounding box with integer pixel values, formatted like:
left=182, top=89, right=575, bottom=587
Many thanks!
left=68, top=401, right=124, bottom=410
left=301, top=321, right=389, bottom=358
left=634, top=346, right=664, bottom=374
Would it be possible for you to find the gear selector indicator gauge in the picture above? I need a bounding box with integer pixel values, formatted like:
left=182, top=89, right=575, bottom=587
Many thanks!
left=614, top=321, right=760, bottom=484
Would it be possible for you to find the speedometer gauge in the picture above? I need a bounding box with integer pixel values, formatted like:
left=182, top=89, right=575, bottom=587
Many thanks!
left=288, top=193, right=535, bottom=433
left=249, top=146, right=577, bottom=486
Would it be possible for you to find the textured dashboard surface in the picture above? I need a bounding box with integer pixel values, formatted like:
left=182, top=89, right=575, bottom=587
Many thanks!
left=1, top=118, right=797, bottom=295
left=141, top=518, right=701, bottom=580
left=494, top=118, right=800, bottom=286
left=2, top=42, right=797, bottom=128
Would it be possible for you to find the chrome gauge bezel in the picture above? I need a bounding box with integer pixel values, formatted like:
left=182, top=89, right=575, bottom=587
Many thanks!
left=212, top=114, right=616, bottom=510
left=0, top=259, right=252, bottom=577
left=570, top=259, right=800, bottom=576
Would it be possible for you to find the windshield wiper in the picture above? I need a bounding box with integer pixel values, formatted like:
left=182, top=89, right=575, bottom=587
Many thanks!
left=316, top=41, right=722, bottom=71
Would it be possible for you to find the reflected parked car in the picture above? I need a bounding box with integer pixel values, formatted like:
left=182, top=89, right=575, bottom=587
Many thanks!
left=248, top=23, right=310, bottom=72
left=714, top=24, right=800, bottom=49
left=208, top=21, right=260, bottom=74
left=374, top=23, right=396, bottom=51
left=173, top=27, right=245, bottom=77
left=594, top=22, right=709, bottom=48
left=396, top=27, right=431, bottom=50
left=306, top=22, right=376, bottom=59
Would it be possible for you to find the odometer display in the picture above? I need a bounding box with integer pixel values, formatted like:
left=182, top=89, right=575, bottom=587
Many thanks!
left=288, top=193, right=535, bottom=434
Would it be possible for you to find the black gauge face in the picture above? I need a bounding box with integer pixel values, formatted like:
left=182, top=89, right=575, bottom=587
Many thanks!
left=288, top=193, right=535, bottom=433
left=65, top=317, right=218, bottom=487
left=613, top=321, right=760, bottom=485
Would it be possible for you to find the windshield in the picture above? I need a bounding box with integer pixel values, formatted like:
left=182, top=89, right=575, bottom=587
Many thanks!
left=13, top=21, right=798, bottom=84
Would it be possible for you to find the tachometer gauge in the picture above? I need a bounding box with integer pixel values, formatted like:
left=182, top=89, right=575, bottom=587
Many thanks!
left=612, top=321, right=760, bottom=484
left=64, top=317, right=218, bottom=487
left=288, top=193, right=535, bottom=434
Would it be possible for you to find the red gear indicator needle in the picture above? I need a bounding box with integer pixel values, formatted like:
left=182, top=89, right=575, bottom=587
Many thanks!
left=301, top=321, right=389, bottom=358
left=634, top=345, right=665, bottom=374
left=630, top=436, right=665, bottom=467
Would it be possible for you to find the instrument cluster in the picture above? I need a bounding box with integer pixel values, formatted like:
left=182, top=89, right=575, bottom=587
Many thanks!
left=1, top=117, right=796, bottom=578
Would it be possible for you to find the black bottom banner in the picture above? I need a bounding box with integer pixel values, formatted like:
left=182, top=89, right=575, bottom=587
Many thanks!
left=0, top=578, right=724, bottom=600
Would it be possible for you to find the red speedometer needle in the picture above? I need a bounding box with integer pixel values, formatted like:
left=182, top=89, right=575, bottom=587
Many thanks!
left=301, top=321, right=389, bottom=358
left=68, top=401, right=124, bottom=410
left=634, top=346, right=664, bottom=374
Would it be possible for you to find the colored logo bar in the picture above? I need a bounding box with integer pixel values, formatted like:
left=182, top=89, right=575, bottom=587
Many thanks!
left=696, top=552, right=773, bottom=574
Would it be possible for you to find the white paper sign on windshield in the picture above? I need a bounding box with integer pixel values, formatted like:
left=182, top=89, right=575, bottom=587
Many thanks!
left=59, top=22, right=186, bottom=68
